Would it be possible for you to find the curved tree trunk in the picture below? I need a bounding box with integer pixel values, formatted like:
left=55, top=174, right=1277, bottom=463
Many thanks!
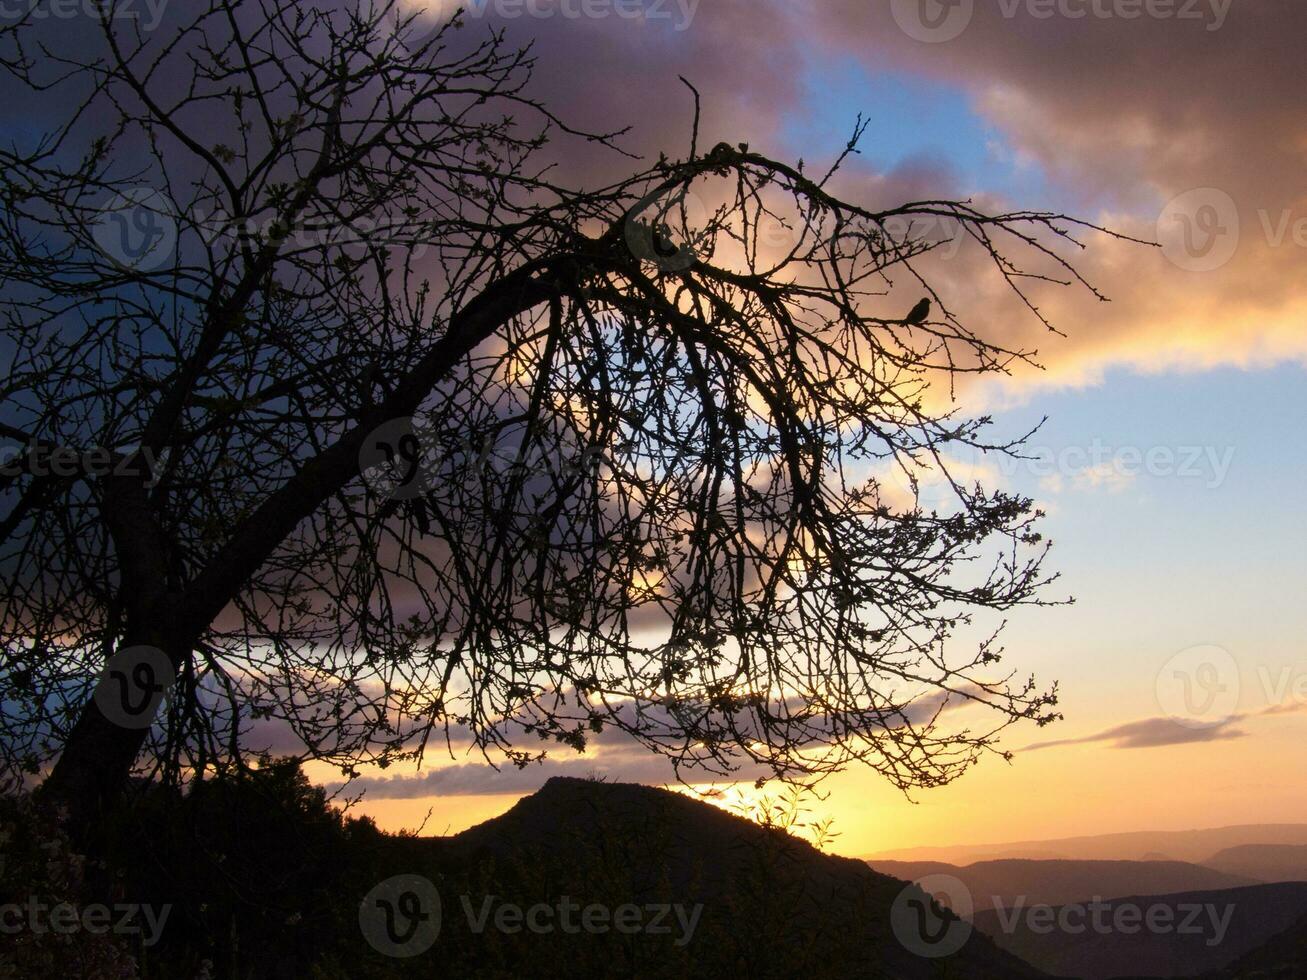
left=38, top=261, right=574, bottom=830
left=41, top=627, right=184, bottom=833
left=41, top=692, right=155, bottom=826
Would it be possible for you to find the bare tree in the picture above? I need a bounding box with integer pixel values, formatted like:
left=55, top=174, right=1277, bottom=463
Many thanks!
left=0, top=0, right=1123, bottom=825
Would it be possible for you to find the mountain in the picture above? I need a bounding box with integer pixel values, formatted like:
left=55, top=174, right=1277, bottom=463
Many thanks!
left=19, top=764, right=1052, bottom=980
left=1202, top=844, right=1307, bottom=883
left=867, top=825, right=1307, bottom=865
left=972, top=881, right=1307, bottom=980
left=867, top=858, right=1257, bottom=913
left=437, top=776, right=1049, bottom=978
left=1203, top=910, right=1307, bottom=977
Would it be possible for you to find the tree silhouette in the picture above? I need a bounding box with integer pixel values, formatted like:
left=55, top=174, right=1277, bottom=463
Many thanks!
left=0, top=0, right=1123, bottom=824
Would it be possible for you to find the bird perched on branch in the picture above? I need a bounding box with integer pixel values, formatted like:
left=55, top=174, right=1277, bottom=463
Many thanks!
left=904, top=298, right=931, bottom=325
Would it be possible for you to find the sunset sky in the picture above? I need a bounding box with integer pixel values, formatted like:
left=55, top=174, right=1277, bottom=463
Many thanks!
left=326, top=0, right=1307, bottom=855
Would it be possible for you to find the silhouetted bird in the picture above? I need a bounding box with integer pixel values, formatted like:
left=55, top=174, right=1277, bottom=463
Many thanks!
left=904, top=298, right=931, bottom=325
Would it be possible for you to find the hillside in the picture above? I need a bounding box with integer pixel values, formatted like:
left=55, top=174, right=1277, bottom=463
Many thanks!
left=973, top=881, right=1307, bottom=980
left=1203, top=911, right=1307, bottom=977
left=1202, top=844, right=1307, bottom=884
left=5, top=766, right=1050, bottom=979
left=868, top=858, right=1257, bottom=913
left=437, top=777, right=1049, bottom=978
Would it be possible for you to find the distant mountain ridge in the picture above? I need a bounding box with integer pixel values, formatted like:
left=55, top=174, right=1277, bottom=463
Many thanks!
left=867, top=857, right=1258, bottom=913
left=866, top=824, right=1307, bottom=865
left=1202, top=843, right=1307, bottom=884
left=973, top=881, right=1307, bottom=980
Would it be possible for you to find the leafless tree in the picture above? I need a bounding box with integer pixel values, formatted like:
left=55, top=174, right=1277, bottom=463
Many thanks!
left=0, top=0, right=1126, bottom=825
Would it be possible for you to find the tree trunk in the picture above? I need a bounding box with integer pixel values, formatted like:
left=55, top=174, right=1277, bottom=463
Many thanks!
left=40, top=665, right=162, bottom=832
left=37, top=257, right=566, bottom=828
